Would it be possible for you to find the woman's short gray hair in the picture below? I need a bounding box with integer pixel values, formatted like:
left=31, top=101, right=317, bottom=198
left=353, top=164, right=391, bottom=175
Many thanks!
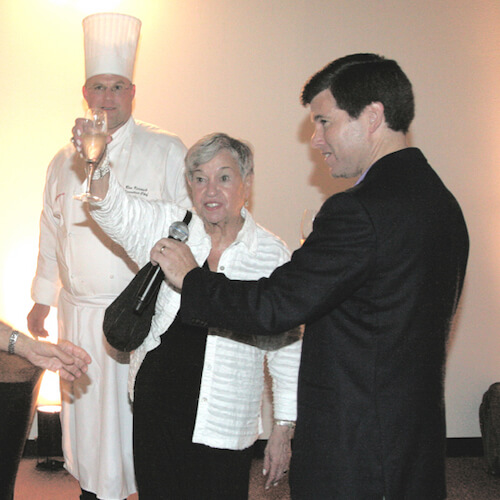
left=185, top=133, right=254, bottom=180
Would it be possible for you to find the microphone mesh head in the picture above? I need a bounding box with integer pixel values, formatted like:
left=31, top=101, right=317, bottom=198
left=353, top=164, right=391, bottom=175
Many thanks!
left=168, top=221, right=189, bottom=242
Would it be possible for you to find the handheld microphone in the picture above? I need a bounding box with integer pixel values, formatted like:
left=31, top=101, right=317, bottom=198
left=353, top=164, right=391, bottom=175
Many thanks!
left=133, top=220, right=189, bottom=315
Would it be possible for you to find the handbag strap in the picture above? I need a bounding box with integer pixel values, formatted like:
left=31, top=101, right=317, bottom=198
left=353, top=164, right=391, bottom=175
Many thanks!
left=183, top=210, right=192, bottom=226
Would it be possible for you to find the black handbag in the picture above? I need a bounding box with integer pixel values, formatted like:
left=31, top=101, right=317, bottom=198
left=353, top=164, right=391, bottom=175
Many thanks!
left=103, top=211, right=192, bottom=352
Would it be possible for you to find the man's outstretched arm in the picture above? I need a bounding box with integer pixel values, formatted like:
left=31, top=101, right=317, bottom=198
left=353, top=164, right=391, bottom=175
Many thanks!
left=157, top=194, right=376, bottom=337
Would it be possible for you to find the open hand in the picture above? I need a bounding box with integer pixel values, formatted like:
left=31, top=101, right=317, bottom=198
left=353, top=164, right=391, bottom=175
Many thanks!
left=16, top=335, right=91, bottom=381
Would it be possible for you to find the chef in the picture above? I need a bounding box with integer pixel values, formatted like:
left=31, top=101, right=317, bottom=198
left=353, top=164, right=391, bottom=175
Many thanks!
left=28, top=12, right=190, bottom=500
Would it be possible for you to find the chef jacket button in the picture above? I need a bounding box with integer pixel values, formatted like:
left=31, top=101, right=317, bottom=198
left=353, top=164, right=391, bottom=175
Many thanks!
left=219, top=266, right=225, bottom=271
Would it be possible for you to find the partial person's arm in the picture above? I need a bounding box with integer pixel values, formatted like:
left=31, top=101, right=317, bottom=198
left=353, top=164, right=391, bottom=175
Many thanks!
left=262, top=338, right=302, bottom=489
left=89, top=168, right=187, bottom=268
left=263, top=422, right=294, bottom=489
left=29, top=151, right=68, bottom=337
left=72, top=120, right=190, bottom=266
left=72, top=119, right=189, bottom=207
left=159, top=193, right=376, bottom=335
left=0, top=321, right=91, bottom=381
left=88, top=159, right=110, bottom=200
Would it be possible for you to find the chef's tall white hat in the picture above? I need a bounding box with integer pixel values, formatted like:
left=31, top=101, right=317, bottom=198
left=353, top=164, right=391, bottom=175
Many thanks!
left=83, top=13, right=142, bottom=81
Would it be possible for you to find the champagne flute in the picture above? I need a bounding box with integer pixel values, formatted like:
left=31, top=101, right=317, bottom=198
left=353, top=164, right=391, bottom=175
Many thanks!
left=74, top=108, right=108, bottom=202
left=300, top=209, right=317, bottom=245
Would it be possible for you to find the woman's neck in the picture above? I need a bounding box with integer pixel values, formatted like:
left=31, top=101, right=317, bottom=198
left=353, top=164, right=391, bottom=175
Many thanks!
left=205, top=216, right=244, bottom=271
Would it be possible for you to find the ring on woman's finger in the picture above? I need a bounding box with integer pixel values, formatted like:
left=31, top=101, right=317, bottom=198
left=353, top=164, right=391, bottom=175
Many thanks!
left=160, top=246, right=166, bottom=254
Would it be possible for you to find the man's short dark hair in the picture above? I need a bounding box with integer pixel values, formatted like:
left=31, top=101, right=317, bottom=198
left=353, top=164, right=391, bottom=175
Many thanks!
left=301, top=53, right=415, bottom=133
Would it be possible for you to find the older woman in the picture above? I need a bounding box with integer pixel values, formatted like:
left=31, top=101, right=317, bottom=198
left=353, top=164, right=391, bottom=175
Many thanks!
left=84, top=132, right=302, bottom=499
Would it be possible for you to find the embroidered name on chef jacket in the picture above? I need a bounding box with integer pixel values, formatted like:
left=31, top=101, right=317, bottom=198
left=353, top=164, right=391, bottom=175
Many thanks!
left=125, top=185, right=149, bottom=197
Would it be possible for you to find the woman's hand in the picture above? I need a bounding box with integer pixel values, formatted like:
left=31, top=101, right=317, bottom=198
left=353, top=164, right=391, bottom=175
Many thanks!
left=71, top=117, right=112, bottom=157
left=150, top=238, right=199, bottom=289
left=71, top=118, right=86, bottom=156
left=262, top=423, right=294, bottom=489
left=71, top=118, right=112, bottom=200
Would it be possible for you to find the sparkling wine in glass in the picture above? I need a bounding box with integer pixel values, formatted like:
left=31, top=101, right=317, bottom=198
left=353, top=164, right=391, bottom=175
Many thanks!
left=300, top=209, right=317, bottom=245
left=74, top=109, right=107, bottom=202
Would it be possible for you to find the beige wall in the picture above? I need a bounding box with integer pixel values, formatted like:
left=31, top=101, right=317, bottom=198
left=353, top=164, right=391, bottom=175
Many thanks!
left=1, top=0, right=499, bottom=437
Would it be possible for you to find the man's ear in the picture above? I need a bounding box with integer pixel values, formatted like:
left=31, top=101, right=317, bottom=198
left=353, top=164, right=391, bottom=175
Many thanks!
left=366, top=101, right=385, bottom=133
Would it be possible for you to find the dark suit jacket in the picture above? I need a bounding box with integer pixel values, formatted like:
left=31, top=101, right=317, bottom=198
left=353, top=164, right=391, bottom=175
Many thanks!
left=181, top=148, right=469, bottom=499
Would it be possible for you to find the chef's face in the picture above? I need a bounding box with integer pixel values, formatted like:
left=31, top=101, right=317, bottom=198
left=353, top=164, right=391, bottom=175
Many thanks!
left=83, top=74, right=135, bottom=134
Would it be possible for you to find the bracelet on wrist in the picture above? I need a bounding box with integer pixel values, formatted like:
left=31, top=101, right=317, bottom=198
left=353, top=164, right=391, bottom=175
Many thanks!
left=8, top=330, right=20, bottom=355
left=274, top=419, right=296, bottom=429
left=92, top=155, right=111, bottom=180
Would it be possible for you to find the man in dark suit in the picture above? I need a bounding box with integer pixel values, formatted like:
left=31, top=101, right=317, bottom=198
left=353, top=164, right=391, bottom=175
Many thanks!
left=155, top=54, right=469, bottom=499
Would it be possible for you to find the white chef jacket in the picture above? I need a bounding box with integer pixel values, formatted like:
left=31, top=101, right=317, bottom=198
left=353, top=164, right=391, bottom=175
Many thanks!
left=92, top=172, right=302, bottom=450
left=31, top=117, right=190, bottom=500
left=32, top=117, right=190, bottom=304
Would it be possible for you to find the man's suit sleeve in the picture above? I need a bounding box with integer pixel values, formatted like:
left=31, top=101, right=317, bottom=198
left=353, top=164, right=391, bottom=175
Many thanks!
left=180, top=192, right=376, bottom=335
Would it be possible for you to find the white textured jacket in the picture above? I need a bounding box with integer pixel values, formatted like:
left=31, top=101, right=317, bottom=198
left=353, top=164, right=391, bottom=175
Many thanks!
left=92, top=173, right=302, bottom=450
